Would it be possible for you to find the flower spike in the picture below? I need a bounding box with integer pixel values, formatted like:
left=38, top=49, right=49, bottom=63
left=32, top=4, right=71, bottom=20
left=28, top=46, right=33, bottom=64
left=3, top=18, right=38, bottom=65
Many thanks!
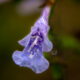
left=12, top=6, right=53, bottom=74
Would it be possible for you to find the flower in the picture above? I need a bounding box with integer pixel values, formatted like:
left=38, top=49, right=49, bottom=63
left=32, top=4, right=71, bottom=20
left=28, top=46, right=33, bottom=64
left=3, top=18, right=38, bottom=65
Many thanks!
left=12, top=6, right=53, bottom=74
left=16, top=0, right=45, bottom=15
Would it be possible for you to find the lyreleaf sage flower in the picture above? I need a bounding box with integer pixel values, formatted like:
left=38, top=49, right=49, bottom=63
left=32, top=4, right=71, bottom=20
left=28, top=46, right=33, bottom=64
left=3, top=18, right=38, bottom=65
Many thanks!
left=12, top=6, right=53, bottom=74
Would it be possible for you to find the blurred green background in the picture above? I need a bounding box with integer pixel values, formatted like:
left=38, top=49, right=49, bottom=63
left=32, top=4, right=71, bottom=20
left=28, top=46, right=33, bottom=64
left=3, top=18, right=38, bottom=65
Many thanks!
left=0, top=0, right=80, bottom=80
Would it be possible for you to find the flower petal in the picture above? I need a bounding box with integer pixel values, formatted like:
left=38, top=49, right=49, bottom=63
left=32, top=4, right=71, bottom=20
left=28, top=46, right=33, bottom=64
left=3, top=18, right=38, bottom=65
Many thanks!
left=33, top=19, right=50, bottom=35
left=12, top=50, right=49, bottom=74
left=12, top=50, right=32, bottom=68
left=42, top=37, right=53, bottom=52
left=18, top=34, right=30, bottom=47
left=31, top=55, right=49, bottom=74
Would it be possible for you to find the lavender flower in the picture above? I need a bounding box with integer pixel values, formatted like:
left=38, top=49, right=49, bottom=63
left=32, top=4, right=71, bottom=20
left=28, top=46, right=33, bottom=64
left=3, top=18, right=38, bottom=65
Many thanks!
left=12, top=6, right=53, bottom=74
